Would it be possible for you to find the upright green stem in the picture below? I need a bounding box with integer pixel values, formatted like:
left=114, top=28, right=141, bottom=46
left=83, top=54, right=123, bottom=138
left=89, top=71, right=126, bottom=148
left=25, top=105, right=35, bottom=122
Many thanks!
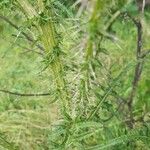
left=80, top=0, right=104, bottom=115
left=85, top=0, right=103, bottom=84
left=16, top=0, right=69, bottom=114
left=39, top=11, right=69, bottom=114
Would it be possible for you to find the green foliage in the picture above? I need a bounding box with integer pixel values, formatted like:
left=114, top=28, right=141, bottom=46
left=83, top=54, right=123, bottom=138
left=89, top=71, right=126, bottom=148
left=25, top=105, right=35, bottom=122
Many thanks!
left=0, top=0, right=150, bottom=149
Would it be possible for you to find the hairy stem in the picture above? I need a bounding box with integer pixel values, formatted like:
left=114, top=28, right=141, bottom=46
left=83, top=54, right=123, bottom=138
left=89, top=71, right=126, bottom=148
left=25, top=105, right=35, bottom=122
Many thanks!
left=39, top=7, right=69, bottom=114
left=15, top=0, right=70, bottom=114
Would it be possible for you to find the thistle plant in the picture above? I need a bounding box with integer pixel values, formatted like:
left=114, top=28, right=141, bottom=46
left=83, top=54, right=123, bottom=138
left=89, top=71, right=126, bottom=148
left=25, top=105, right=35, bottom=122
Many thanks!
left=15, top=0, right=70, bottom=115
left=38, top=6, right=70, bottom=115
left=0, top=0, right=150, bottom=149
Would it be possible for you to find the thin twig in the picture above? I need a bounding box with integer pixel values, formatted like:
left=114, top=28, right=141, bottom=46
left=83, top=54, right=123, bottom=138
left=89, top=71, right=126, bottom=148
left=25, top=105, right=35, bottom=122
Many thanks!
left=125, top=13, right=144, bottom=128
left=1, top=36, right=43, bottom=56
left=87, top=86, right=113, bottom=120
left=20, top=49, right=43, bottom=55
left=17, top=44, right=43, bottom=55
left=0, top=14, right=45, bottom=52
left=104, top=10, right=121, bottom=31
left=140, top=49, right=150, bottom=58
left=0, top=89, right=51, bottom=97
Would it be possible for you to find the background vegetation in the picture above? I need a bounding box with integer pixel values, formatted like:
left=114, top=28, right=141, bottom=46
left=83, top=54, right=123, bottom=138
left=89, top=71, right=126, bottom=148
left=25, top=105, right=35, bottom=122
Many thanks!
left=0, top=0, right=150, bottom=149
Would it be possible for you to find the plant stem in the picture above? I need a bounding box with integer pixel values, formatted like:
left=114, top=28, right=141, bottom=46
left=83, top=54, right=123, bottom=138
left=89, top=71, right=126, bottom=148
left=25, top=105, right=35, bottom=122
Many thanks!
left=0, top=15, right=44, bottom=52
left=16, top=0, right=69, bottom=114
left=126, top=14, right=144, bottom=129
left=39, top=9, right=69, bottom=114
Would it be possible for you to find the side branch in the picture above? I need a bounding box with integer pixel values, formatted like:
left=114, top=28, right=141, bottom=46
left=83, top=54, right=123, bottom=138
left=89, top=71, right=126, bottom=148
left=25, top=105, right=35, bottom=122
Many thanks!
left=140, top=49, right=150, bottom=58
left=0, top=89, right=51, bottom=97
left=0, top=14, right=45, bottom=52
